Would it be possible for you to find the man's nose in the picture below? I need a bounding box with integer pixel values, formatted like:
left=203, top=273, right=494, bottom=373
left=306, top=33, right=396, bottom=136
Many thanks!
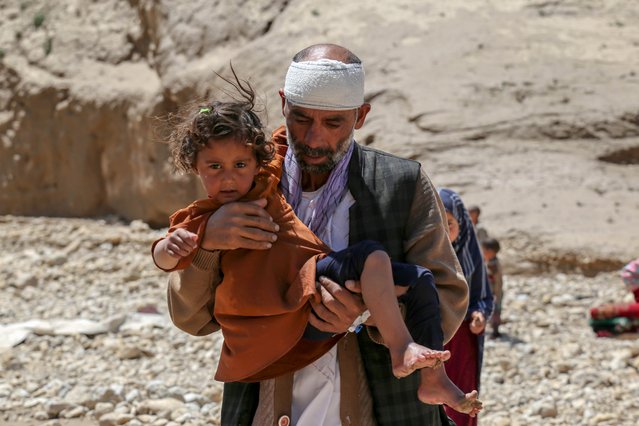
left=304, top=122, right=327, bottom=148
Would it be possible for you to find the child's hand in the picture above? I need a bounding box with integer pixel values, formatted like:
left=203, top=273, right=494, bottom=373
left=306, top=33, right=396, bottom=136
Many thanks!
left=164, top=229, right=198, bottom=258
left=469, top=311, right=486, bottom=334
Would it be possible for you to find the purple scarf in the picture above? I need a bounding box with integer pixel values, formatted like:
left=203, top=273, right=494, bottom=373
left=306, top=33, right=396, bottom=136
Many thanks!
left=281, top=141, right=354, bottom=242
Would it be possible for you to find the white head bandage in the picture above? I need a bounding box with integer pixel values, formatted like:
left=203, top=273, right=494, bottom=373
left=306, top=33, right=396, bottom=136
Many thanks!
left=284, top=59, right=365, bottom=110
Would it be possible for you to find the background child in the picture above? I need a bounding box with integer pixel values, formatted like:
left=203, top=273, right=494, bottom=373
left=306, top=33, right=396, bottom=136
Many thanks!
left=152, top=70, right=482, bottom=416
left=468, top=205, right=488, bottom=243
left=438, top=188, right=494, bottom=426
left=482, top=238, right=504, bottom=339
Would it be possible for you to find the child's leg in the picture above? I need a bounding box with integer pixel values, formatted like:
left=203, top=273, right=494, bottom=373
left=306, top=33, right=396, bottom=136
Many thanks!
left=391, top=260, right=482, bottom=414
left=359, top=250, right=450, bottom=377
left=394, top=262, right=444, bottom=350
left=490, top=305, right=501, bottom=338
left=419, top=366, right=483, bottom=417
left=315, top=241, right=449, bottom=376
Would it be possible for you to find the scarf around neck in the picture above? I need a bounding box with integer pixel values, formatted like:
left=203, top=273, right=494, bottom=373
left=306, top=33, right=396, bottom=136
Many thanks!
left=277, top=127, right=354, bottom=242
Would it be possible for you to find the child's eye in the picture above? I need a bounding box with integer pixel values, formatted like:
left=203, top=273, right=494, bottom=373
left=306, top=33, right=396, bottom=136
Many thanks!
left=209, top=163, right=221, bottom=169
left=235, top=162, right=247, bottom=168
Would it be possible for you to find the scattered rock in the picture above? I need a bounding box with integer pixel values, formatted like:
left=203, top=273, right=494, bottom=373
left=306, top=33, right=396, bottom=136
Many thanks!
left=137, top=398, right=185, bottom=415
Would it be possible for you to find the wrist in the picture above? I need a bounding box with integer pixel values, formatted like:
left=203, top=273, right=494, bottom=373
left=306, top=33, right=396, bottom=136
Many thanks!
left=348, top=310, right=371, bottom=333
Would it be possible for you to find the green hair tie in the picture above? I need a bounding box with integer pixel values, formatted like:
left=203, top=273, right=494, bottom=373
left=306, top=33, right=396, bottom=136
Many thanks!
left=199, top=107, right=211, bottom=114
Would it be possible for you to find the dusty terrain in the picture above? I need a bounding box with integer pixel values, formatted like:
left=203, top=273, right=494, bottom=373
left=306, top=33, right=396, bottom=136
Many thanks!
left=1, top=217, right=638, bottom=425
left=1, top=0, right=639, bottom=425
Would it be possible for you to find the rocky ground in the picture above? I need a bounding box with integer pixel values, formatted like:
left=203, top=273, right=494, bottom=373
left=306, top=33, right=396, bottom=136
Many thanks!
left=1, top=215, right=638, bottom=426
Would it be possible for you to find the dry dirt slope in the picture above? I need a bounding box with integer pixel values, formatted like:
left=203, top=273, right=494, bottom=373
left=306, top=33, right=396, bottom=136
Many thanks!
left=1, top=0, right=638, bottom=268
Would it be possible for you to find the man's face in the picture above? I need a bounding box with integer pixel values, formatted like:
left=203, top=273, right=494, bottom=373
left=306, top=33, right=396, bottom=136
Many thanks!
left=282, top=98, right=370, bottom=174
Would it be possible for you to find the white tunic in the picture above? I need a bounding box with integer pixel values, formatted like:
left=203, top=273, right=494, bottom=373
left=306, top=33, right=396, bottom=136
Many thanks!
left=291, top=187, right=356, bottom=426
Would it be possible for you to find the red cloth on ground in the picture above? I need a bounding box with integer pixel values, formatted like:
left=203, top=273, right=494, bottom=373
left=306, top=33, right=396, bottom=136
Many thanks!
left=590, top=302, right=639, bottom=319
left=443, top=320, right=479, bottom=426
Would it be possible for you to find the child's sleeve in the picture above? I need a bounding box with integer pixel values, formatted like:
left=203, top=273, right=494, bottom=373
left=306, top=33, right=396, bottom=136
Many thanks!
left=167, top=249, right=223, bottom=336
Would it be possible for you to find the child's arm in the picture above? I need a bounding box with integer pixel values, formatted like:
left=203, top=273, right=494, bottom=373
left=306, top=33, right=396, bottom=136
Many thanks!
left=153, top=228, right=198, bottom=270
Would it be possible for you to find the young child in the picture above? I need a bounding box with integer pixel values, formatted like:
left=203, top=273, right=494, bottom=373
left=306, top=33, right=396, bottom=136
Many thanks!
left=152, top=71, right=482, bottom=416
left=468, top=205, right=488, bottom=243
left=482, top=238, right=504, bottom=339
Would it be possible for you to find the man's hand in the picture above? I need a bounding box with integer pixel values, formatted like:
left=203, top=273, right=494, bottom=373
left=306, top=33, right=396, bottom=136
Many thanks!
left=200, top=199, right=279, bottom=251
left=469, top=311, right=486, bottom=335
left=308, top=276, right=366, bottom=334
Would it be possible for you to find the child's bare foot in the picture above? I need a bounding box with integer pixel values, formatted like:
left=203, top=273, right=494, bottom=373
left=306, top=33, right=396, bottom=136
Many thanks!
left=449, top=390, right=482, bottom=417
left=392, top=343, right=451, bottom=378
left=418, top=367, right=483, bottom=417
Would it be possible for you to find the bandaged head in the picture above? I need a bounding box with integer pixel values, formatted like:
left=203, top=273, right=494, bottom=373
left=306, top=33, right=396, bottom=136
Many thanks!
left=283, top=59, right=365, bottom=110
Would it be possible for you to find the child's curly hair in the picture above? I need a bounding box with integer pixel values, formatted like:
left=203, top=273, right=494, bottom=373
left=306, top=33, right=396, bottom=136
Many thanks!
left=168, top=67, right=274, bottom=174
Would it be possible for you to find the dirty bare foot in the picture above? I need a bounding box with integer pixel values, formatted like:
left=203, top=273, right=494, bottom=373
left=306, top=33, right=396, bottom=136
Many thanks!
left=418, top=366, right=483, bottom=417
left=449, top=390, right=482, bottom=417
left=392, top=343, right=451, bottom=378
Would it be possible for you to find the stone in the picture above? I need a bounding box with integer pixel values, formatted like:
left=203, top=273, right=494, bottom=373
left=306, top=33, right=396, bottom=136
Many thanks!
left=94, top=402, right=115, bottom=419
left=98, top=412, right=134, bottom=426
left=13, top=272, right=38, bottom=288
left=61, top=405, right=86, bottom=418
left=137, top=398, right=185, bottom=415
left=33, top=410, right=49, bottom=420
left=116, top=345, right=153, bottom=360
left=45, top=401, right=75, bottom=417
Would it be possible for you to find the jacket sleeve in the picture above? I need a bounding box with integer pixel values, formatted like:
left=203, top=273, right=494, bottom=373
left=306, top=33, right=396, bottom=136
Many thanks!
left=403, top=168, right=470, bottom=344
left=166, top=248, right=222, bottom=336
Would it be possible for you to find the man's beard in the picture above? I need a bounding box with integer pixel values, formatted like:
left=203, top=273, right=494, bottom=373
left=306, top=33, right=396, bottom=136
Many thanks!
left=287, top=128, right=354, bottom=174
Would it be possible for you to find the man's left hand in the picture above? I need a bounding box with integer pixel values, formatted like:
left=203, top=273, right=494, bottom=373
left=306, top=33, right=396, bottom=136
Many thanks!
left=308, top=276, right=366, bottom=333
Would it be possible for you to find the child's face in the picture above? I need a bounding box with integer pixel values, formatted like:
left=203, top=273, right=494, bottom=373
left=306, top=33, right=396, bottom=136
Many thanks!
left=469, top=210, right=479, bottom=225
left=483, top=248, right=496, bottom=262
left=445, top=211, right=460, bottom=242
left=194, top=137, right=259, bottom=204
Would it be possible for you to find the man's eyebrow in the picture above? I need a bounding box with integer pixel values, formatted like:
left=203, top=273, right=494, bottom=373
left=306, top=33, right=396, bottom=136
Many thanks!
left=290, top=109, right=309, bottom=118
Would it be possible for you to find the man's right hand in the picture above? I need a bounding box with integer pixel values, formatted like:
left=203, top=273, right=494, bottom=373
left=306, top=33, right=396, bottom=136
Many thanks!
left=200, top=199, right=279, bottom=251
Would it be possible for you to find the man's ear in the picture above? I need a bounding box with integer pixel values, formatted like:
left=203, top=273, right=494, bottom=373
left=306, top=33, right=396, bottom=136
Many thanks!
left=279, top=89, right=286, bottom=115
left=354, top=103, right=371, bottom=129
